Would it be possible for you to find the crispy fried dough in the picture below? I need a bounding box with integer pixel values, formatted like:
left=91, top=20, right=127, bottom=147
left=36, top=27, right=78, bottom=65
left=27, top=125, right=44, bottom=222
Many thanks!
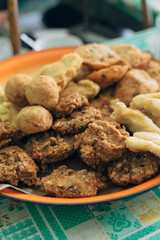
left=108, top=151, right=159, bottom=186
left=111, top=44, right=151, bottom=68
left=73, top=64, right=92, bottom=81
left=38, top=53, right=82, bottom=89
left=41, top=165, right=106, bottom=197
left=0, top=146, right=38, bottom=186
left=53, top=92, right=89, bottom=118
left=59, top=79, right=100, bottom=100
left=114, top=69, right=159, bottom=106
left=74, top=43, right=120, bottom=69
left=74, top=120, right=129, bottom=169
left=145, top=60, right=160, bottom=87
left=87, top=64, right=129, bottom=89
left=111, top=101, right=160, bottom=134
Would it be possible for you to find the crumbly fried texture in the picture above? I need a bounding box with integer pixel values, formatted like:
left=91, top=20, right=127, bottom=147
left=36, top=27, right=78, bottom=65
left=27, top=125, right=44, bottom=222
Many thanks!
left=0, top=119, right=23, bottom=148
left=38, top=53, right=83, bottom=89
left=53, top=92, right=89, bottom=118
left=74, top=43, right=120, bottom=69
left=59, top=79, right=100, bottom=100
left=5, top=74, right=32, bottom=107
left=74, top=120, right=129, bottom=169
left=145, top=60, right=160, bottom=88
left=107, top=151, right=159, bottom=186
left=111, top=45, right=151, bottom=68
left=16, top=106, right=53, bottom=134
left=41, top=165, right=106, bottom=197
left=25, top=75, right=59, bottom=110
left=89, top=96, right=113, bottom=121
left=23, top=131, right=75, bottom=169
left=52, top=106, right=102, bottom=135
left=87, top=64, right=129, bottom=89
left=73, top=64, right=92, bottom=81
left=111, top=101, right=160, bottom=134
left=0, top=146, right=38, bottom=186
left=114, top=69, right=159, bottom=106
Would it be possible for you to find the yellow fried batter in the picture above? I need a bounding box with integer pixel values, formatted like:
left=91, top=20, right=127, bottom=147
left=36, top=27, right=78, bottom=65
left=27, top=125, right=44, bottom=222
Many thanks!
left=111, top=44, right=151, bottom=68
left=114, top=69, right=159, bottom=106
left=74, top=43, right=120, bottom=69
left=111, top=101, right=160, bottom=134
left=38, top=53, right=82, bottom=89
left=145, top=60, right=160, bottom=87
left=87, top=64, right=129, bottom=89
left=59, top=79, right=100, bottom=100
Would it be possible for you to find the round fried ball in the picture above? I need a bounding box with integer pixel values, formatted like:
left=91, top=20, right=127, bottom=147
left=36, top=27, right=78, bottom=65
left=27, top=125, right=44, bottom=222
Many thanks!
left=25, top=75, right=59, bottom=110
left=16, top=105, right=53, bottom=134
left=5, top=74, right=32, bottom=107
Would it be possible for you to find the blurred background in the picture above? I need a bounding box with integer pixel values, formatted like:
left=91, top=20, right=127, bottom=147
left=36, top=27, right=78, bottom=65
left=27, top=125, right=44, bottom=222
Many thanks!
left=0, top=0, right=160, bottom=59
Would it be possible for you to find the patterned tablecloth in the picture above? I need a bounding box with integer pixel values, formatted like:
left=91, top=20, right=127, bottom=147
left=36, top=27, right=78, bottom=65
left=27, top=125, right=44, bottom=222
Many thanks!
left=1, top=27, right=160, bottom=240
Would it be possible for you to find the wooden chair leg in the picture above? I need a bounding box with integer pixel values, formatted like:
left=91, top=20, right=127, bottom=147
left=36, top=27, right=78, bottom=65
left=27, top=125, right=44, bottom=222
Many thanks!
left=142, top=0, right=153, bottom=28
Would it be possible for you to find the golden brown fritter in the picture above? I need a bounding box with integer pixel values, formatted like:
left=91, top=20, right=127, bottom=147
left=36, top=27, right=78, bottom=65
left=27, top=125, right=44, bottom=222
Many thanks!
left=52, top=106, right=102, bottom=135
left=87, top=64, right=129, bottom=89
left=41, top=165, right=106, bottom=197
left=74, top=43, right=120, bottom=69
left=0, top=146, right=38, bottom=186
left=53, top=92, right=89, bottom=118
left=74, top=120, right=129, bottom=169
left=145, top=60, right=160, bottom=88
left=111, top=45, right=151, bottom=69
left=59, top=79, right=100, bottom=100
left=23, top=131, right=75, bottom=169
left=107, top=151, right=159, bottom=186
left=89, top=96, right=113, bottom=121
left=73, top=63, right=92, bottom=81
left=114, top=69, right=159, bottom=106
left=0, top=119, right=23, bottom=148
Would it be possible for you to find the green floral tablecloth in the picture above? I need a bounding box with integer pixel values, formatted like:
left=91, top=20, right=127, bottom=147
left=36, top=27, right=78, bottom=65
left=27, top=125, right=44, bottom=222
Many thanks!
left=1, top=27, right=160, bottom=240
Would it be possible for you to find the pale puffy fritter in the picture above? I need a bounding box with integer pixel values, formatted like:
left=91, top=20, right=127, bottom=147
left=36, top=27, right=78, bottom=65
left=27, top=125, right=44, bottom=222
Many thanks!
left=53, top=92, right=89, bottom=118
left=5, top=74, right=32, bottom=107
left=74, top=43, right=120, bottom=69
left=114, top=69, right=159, bottom=106
left=111, top=44, right=151, bottom=68
left=38, top=53, right=83, bottom=89
left=59, top=79, right=100, bottom=100
left=74, top=120, right=129, bottom=169
left=0, top=146, right=38, bottom=186
left=107, top=151, right=159, bottom=185
left=52, top=106, right=102, bottom=135
left=25, top=75, right=59, bottom=110
left=16, top=106, right=53, bottom=134
left=41, top=165, right=106, bottom=197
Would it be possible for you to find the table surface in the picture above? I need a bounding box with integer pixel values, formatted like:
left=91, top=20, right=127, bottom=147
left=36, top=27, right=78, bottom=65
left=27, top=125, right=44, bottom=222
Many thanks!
left=0, top=27, right=160, bottom=240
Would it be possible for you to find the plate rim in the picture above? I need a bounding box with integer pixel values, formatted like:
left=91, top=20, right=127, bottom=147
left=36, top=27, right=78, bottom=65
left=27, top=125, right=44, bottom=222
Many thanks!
left=0, top=46, right=160, bottom=205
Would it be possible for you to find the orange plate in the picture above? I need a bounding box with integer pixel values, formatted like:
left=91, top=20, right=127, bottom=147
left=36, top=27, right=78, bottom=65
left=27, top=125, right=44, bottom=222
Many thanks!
left=0, top=47, right=160, bottom=205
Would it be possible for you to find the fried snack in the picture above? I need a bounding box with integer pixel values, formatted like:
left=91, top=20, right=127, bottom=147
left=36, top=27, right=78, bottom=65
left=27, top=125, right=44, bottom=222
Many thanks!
left=5, top=74, right=32, bottom=107
left=38, top=53, right=82, bottom=89
left=114, top=69, right=159, bottom=106
left=16, top=106, right=53, bottom=134
left=74, top=120, right=129, bottom=169
left=0, top=119, right=23, bottom=148
left=53, top=92, right=89, bottom=118
left=41, top=165, right=106, bottom=197
left=23, top=131, right=75, bottom=169
left=145, top=60, right=160, bottom=87
left=130, top=93, right=160, bottom=128
left=25, top=75, right=59, bottom=110
left=111, top=101, right=160, bottom=134
left=52, top=106, right=102, bottom=135
left=89, top=96, right=113, bottom=121
left=126, top=136, right=160, bottom=158
left=0, top=101, right=21, bottom=125
left=134, top=131, right=160, bottom=141
left=111, top=44, right=151, bottom=68
left=73, top=63, right=92, bottom=81
left=87, top=64, right=129, bottom=89
left=59, top=79, right=100, bottom=100
left=74, top=43, right=120, bottom=69
left=0, top=146, right=38, bottom=186
left=107, top=151, right=159, bottom=186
